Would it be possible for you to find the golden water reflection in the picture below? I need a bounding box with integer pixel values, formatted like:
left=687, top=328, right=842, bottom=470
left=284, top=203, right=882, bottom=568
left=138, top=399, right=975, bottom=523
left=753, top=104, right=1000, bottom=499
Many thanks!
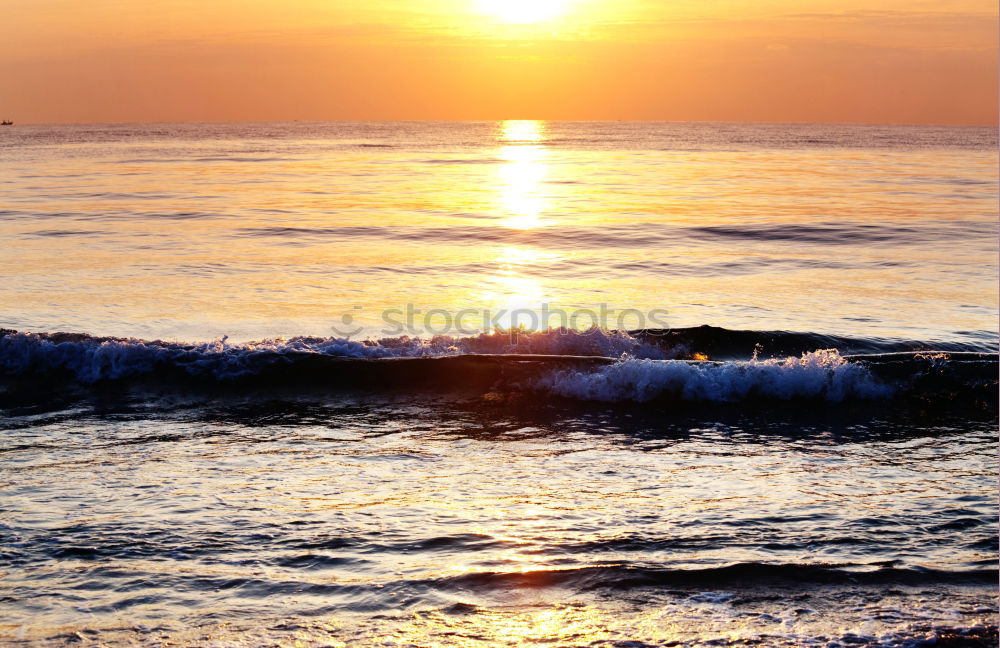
left=476, top=246, right=570, bottom=331
left=501, top=119, right=545, bottom=143
left=476, top=121, right=558, bottom=328
left=498, top=120, right=549, bottom=230
left=385, top=604, right=628, bottom=646
left=477, top=272, right=545, bottom=330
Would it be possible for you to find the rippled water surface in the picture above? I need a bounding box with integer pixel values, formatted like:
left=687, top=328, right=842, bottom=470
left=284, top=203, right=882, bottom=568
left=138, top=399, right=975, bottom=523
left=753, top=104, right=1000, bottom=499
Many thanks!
left=2, top=394, right=997, bottom=646
left=0, top=121, right=996, bottom=342
left=0, top=122, right=997, bottom=646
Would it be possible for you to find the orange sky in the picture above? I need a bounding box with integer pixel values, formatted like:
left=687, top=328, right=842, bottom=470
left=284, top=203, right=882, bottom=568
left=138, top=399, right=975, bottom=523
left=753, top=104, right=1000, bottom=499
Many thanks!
left=1, top=0, right=996, bottom=124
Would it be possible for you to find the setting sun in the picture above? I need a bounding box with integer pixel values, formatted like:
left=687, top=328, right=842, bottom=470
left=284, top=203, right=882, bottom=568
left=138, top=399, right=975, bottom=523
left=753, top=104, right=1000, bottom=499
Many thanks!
left=475, top=0, right=571, bottom=24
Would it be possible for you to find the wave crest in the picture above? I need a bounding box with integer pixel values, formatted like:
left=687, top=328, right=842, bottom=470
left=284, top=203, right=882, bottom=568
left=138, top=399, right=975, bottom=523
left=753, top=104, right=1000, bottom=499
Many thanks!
left=0, top=329, right=993, bottom=407
left=533, top=350, right=894, bottom=402
left=0, top=328, right=668, bottom=383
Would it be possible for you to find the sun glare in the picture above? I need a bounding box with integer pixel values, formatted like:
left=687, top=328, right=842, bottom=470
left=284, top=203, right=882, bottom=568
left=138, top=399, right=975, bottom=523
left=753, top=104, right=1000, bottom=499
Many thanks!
left=476, top=0, right=570, bottom=24
left=496, top=121, right=549, bottom=229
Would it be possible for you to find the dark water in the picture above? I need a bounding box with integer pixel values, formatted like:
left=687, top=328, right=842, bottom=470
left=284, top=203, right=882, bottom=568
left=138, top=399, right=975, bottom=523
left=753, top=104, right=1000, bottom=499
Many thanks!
left=0, top=122, right=997, bottom=646
left=1, top=326, right=997, bottom=646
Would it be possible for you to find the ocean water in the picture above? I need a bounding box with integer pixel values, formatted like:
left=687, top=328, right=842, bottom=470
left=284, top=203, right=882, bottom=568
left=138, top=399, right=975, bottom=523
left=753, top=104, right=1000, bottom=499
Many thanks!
left=0, top=121, right=997, bottom=647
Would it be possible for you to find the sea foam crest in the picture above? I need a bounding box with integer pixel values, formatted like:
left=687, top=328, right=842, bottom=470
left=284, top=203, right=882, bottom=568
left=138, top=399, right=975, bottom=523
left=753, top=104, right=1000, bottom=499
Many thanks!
left=0, top=328, right=670, bottom=383
left=534, top=349, right=893, bottom=402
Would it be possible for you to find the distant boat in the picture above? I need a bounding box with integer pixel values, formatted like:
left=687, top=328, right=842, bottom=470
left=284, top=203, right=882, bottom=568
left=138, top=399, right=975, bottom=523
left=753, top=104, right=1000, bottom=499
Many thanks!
left=0, top=120, right=12, bottom=126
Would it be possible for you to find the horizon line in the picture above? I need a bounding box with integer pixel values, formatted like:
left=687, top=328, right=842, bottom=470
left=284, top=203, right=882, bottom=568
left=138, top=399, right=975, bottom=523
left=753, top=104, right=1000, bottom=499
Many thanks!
left=4, top=118, right=998, bottom=128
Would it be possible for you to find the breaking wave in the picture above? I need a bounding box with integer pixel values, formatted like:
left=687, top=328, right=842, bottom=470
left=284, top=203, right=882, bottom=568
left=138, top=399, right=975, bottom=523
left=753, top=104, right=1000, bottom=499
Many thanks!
left=532, top=350, right=893, bottom=402
left=0, top=327, right=668, bottom=383
left=0, top=327, right=994, bottom=405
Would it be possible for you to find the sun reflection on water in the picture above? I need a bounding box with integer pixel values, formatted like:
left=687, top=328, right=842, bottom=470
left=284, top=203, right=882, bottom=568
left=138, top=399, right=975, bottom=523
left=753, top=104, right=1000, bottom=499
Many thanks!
left=498, top=120, right=549, bottom=230
left=501, top=119, right=545, bottom=143
left=473, top=245, right=571, bottom=331
left=477, top=273, right=545, bottom=330
left=370, top=602, right=697, bottom=648
left=472, top=121, right=558, bottom=328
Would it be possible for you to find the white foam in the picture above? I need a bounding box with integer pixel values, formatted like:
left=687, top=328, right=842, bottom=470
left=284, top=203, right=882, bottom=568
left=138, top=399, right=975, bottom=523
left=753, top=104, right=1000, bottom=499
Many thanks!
left=533, top=349, right=894, bottom=402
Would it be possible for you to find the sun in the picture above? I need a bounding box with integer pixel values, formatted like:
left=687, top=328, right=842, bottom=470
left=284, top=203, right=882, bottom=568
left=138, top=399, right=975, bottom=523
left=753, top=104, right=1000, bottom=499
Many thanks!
left=475, top=0, right=571, bottom=24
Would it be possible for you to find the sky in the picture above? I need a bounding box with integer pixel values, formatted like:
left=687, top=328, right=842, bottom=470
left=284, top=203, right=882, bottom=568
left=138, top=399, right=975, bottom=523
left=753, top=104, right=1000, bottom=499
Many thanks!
left=1, top=0, right=996, bottom=124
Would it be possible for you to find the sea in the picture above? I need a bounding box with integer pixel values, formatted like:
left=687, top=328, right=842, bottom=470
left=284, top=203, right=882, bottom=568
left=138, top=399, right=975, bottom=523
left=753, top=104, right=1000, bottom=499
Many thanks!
left=0, top=121, right=997, bottom=647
